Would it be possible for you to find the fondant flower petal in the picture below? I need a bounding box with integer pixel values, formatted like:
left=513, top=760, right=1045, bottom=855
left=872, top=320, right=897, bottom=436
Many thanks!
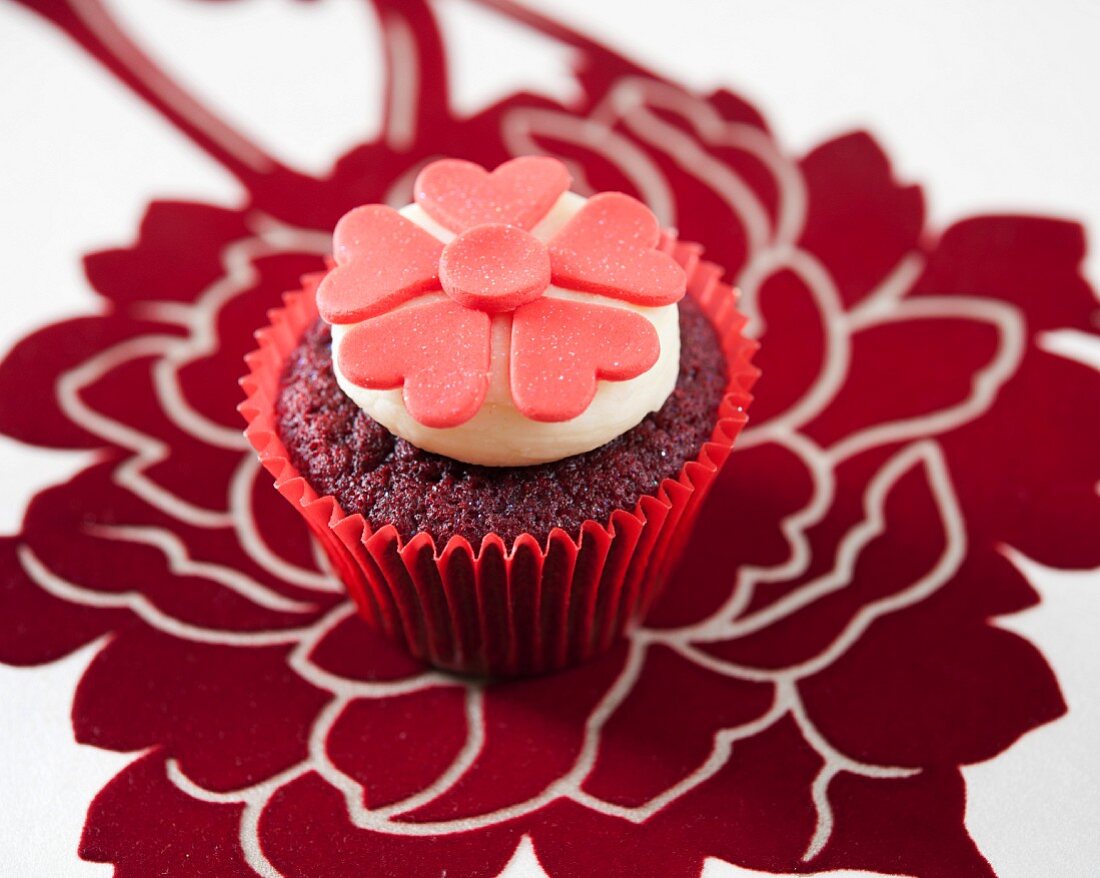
left=316, top=205, right=443, bottom=324
left=510, top=298, right=660, bottom=422
left=549, top=193, right=686, bottom=306
left=414, top=156, right=572, bottom=232
left=337, top=299, right=491, bottom=428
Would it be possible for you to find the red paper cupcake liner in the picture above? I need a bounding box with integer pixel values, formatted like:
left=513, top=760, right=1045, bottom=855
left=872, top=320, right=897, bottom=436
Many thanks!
left=240, top=236, right=758, bottom=676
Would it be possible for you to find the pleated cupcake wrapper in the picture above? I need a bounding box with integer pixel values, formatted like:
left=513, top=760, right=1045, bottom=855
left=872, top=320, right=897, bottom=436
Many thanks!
left=240, top=236, right=758, bottom=677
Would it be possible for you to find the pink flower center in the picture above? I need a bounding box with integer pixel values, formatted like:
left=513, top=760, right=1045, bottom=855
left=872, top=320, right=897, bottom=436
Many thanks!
left=439, top=224, right=551, bottom=313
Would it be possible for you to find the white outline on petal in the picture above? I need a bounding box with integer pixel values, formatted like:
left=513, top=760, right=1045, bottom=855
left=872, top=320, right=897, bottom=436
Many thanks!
left=606, top=105, right=769, bottom=252
left=55, top=217, right=329, bottom=530
left=370, top=688, right=487, bottom=819
left=568, top=689, right=788, bottom=822
left=285, top=603, right=455, bottom=699
left=382, top=12, right=418, bottom=152
left=640, top=440, right=963, bottom=858
left=56, top=335, right=235, bottom=529
left=736, top=246, right=851, bottom=445
left=166, top=758, right=306, bottom=878
left=19, top=544, right=309, bottom=647
left=788, top=685, right=918, bottom=862
left=654, top=430, right=835, bottom=640
left=55, top=217, right=336, bottom=607
left=710, top=439, right=962, bottom=645
left=593, top=77, right=809, bottom=246
left=501, top=107, right=677, bottom=225
left=229, top=454, right=343, bottom=595
left=136, top=221, right=330, bottom=451
left=589, top=79, right=775, bottom=255
left=83, top=524, right=317, bottom=614
left=827, top=296, right=1026, bottom=463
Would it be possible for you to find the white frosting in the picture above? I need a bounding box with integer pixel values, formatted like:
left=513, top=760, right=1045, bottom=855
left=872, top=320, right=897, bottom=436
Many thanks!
left=329, top=192, right=682, bottom=467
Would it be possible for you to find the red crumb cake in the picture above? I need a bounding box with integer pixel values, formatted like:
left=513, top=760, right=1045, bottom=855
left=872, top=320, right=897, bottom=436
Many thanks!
left=275, top=295, right=726, bottom=545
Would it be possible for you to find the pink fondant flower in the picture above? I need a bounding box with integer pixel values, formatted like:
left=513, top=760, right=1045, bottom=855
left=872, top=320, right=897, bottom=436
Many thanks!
left=316, top=157, right=686, bottom=427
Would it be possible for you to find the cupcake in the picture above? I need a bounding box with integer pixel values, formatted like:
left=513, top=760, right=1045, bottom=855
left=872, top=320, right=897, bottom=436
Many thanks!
left=241, top=156, right=757, bottom=676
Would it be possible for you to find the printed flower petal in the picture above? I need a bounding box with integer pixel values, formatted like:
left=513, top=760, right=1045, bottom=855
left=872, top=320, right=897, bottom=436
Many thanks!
left=81, top=753, right=257, bottom=878
left=646, top=443, right=817, bottom=630
left=742, top=265, right=831, bottom=428
left=0, top=537, right=128, bottom=666
left=917, top=218, right=1100, bottom=567
left=74, top=629, right=328, bottom=791
left=84, top=202, right=250, bottom=307
left=810, top=768, right=996, bottom=877
left=799, top=132, right=924, bottom=308
left=915, top=215, right=1095, bottom=330
left=804, top=308, right=1005, bottom=452
left=326, top=687, right=471, bottom=809
left=942, top=347, right=1100, bottom=569
left=261, top=772, right=519, bottom=878
left=800, top=567, right=1065, bottom=768
left=0, top=313, right=173, bottom=449
left=21, top=464, right=322, bottom=633
left=175, top=251, right=324, bottom=432
left=406, top=645, right=629, bottom=821
left=538, top=720, right=824, bottom=878
left=698, top=442, right=963, bottom=672
left=307, top=611, right=427, bottom=684
left=581, top=645, right=773, bottom=807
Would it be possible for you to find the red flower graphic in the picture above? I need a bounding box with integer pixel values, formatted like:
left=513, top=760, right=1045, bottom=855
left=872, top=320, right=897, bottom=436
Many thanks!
left=1, top=1, right=1097, bottom=877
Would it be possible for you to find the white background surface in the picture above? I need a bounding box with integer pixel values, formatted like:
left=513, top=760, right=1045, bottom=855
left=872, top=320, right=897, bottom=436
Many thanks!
left=1, top=1, right=1098, bottom=876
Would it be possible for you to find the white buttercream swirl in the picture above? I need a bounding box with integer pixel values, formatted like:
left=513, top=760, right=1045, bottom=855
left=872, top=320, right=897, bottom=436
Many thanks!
left=328, top=192, right=681, bottom=466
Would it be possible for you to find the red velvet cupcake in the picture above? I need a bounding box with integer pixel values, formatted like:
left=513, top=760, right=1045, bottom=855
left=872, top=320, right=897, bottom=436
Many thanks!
left=241, top=157, right=757, bottom=676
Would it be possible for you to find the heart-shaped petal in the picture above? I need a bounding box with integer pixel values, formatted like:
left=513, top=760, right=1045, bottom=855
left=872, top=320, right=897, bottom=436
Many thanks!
left=414, top=156, right=571, bottom=232
left=510, top=297, right=660, bottom=422
left=316, top=205, right=443, bottom=324
left=549, top=192, right=686, bottom=306
left=337, top=299, right=491, bottom=428
left=439, top=224, right=550, bottom=313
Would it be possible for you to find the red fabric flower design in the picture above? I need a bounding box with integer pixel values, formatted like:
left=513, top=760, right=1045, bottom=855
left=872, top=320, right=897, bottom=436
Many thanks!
left=316, top=160, right=685, bottom=426
left=1, top=2, right=1097, bottom=878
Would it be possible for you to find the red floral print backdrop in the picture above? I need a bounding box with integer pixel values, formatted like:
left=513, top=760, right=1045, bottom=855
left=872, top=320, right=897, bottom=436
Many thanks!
left=1, top=1, right=1097, bottom=876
